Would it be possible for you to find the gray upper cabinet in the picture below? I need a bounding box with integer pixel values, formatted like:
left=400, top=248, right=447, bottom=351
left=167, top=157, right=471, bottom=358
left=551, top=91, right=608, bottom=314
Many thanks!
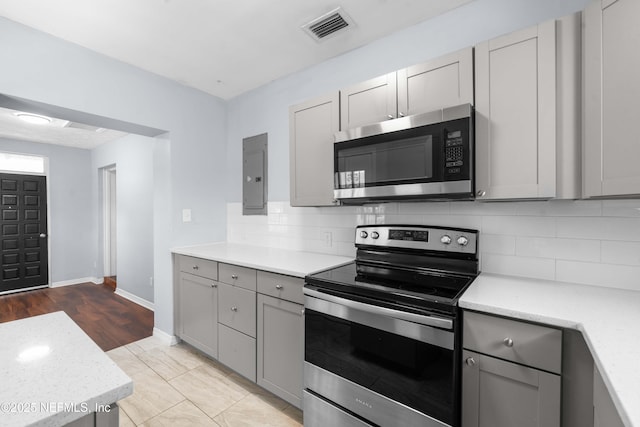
left=340, top=72, right=397, bottom=129
left=397, top=47, right=474, bottom=116
left=475, top=13, right=581, bottom=200
left=289, top=92, right=340, bottom=207
left=583, top=0, right=640, bottom=197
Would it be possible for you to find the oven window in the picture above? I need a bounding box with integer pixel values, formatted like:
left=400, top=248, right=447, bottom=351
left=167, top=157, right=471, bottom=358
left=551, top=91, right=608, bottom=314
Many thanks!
left=305, top=308, right=454, bottom=425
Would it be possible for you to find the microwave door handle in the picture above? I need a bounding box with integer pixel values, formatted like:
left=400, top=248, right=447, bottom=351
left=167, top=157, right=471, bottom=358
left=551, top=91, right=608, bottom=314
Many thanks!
left=303, top=287, right=453, bottom=330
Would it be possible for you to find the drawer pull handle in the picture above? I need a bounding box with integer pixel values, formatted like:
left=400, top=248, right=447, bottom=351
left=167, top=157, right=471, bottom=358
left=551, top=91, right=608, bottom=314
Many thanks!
left=231, top=306, right=238, bottom=312
left=503, top=338, right=514, bottom=347
left=465, top=357, right=476, bottom=366
left=231, top=274, right=238, bottom=280
left=192, top=265, right=199, bottom=270
left=211, top=283, right=217, bottom=288
left=276, top=285, right=283, bottom=290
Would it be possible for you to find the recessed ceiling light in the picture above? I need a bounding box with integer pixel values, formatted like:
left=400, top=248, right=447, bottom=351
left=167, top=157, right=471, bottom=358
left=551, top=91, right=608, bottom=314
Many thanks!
left=15, top=113, right=52, bottom=125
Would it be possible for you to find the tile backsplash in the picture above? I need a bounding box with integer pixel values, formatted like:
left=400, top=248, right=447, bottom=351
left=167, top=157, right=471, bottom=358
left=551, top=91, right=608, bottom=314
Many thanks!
left=227, top=199, right=640, bottom=291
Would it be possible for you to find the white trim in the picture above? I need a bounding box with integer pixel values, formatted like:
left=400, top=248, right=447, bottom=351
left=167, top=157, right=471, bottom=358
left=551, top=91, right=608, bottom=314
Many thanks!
left=0, top=284, right=47, bottom=295
left=153, top=328, right=180, bottom=346
left=114, top=288, right=154, bottom=311
left=50, top=277, right=102, bottom=288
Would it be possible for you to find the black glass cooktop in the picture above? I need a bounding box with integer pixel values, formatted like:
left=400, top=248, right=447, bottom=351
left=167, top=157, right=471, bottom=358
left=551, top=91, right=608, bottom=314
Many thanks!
left=306, top=261, right=475, bottom=312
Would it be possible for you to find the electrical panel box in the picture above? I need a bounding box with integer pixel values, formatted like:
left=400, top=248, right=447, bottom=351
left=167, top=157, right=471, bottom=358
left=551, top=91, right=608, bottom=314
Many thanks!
left=243, top=133, right=268, bottom=215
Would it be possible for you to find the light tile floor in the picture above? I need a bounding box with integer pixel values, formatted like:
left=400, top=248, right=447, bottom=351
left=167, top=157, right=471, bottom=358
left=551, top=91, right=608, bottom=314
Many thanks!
left=107, top=336, right=303, bottom=427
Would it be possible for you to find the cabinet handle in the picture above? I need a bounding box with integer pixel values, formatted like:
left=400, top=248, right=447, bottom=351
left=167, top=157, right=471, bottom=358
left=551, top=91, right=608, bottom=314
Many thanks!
left=301, top=308, right=305, bottom=315
left=275, top=284, right=283, bottom=290
left=231, top=306, right=238, bottom=312
left=231, top=274, right=238, bottom=280
left=476, top=190, right=486, bottom=197
left=399, top=112, right=405, bottom=117
left=503, top=338, right=514, bottom=347
left=465, top=357, right=476, bottom=366
left=387, top=114, right=394, bottom=120
left=211, top=283, right=217, bottom=288
left=192, top=265, right=199, bottom=270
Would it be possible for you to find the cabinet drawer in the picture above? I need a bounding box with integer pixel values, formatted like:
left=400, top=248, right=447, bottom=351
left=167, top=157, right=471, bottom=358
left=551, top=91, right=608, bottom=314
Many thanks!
left=177, top=255, right=218, bottom=280
left=219, top=263, right=257, bottom=291
left=257, top=271, right=304, bottom=304
left=218, top=323, right=256, bottom=382
left=218, top=282, right=256, bottom=337
left=463, top=311, right=562, bottom=374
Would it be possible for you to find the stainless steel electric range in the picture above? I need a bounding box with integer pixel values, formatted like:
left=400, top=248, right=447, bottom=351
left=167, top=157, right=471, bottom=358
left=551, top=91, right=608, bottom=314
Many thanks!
left=303, top=224, right=479, bottom=427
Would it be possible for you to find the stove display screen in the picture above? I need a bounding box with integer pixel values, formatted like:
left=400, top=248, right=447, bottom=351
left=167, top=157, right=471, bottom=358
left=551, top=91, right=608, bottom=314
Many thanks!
left=389, top=229, right=429, bottom=242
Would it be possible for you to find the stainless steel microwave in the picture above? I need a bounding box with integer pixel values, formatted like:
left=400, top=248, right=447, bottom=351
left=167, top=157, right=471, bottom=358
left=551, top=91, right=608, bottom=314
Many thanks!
left=334, top=103, right=474, bottom=203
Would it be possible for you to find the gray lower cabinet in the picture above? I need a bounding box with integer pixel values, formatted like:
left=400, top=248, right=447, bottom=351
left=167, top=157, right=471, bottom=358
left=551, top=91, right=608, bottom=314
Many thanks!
left=462, top=311, right=562, bottom=427
left=462, top=350, right=561, bottom=427
left=593, top=365, right=625, bottom=427
left=65, top=403, right=119, bottom=427
left=257, top=293, right=304, bottom=408
left=178, top=272, right=218, bottom=357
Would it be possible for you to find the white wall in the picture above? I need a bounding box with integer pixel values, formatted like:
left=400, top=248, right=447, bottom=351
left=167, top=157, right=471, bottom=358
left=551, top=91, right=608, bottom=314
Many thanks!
left=92, top=134, right=155, bottom=303
left=0, top=138, right=94, bottom=283
left=0, top=16, right=228, bottom=334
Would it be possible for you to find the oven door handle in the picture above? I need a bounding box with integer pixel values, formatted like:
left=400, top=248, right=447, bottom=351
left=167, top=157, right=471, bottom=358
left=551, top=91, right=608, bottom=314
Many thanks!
left=303, top=287, right=453, bottom=330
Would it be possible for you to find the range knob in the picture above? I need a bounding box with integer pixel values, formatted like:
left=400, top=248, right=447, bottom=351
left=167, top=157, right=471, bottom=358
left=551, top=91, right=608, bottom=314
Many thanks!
left=440, top=235, right=452, bottom=245
left=371, top=231, right=380, bottom=239
left=457, top=236, right=469, bottom=246
left=360, top=231, right=368, bottom=238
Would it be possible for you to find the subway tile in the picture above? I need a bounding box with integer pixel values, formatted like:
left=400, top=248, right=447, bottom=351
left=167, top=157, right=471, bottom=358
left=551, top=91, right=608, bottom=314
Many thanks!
left=397, top=202, right=450, bottom=215
left=556, top=261, right=640, bottom=291
left=480, top=254, right=556, bottom=280
left=515, top=200, right=602, bottom=217
left=601, top=241, right=640, bottom=266
left=480, top=234, right=516, bottom=255
left=556, top=217, right=640, bottom=241
left=451, top=201, right=518, bottom=216
left=515, top=237, right=600, bottom=262
left=482, top=216, right=556, bottom=237
left=602, top=199, right=640, bottom=217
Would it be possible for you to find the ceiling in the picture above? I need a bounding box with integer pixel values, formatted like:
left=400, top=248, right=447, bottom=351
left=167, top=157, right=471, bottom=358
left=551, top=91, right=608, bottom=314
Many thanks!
left=0, top=0, right=472, bottom=148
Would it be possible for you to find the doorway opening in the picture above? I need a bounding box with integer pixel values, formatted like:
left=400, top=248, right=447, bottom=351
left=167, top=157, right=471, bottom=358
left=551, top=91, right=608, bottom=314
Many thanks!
left=102, top=165, right=117, bottom=291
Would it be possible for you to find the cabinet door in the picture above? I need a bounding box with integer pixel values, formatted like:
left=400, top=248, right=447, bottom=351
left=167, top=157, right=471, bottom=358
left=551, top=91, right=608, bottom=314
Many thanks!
left=178, top=273, right=217, bottom=357
left=583, top=0, right=640, bottom=197
left=340, top=72, right=397, bottom=129
left=397, top=47, right=474, bottom=116
left=462, top=350, right=560, bottom=427
left=257, top=294, right=304, bottom=408
left=289, top=92, right=339, bottom=206
left=475, top=21, right=557, bottom=199
left=593, top=365, right=625, bottom=427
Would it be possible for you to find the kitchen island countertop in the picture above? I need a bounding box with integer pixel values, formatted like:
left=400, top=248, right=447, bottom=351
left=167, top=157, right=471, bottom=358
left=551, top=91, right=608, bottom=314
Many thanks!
left=460, top=273, right=640, bottom=427
left=0, top=311, right=132, bottom=427
left=172, top=242, right=353, bottom=278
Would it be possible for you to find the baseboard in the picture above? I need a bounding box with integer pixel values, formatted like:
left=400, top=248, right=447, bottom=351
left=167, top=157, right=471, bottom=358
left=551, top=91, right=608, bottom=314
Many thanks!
left=51, top=277, right=103, bottom=288
left=114, top=288, right=155, bottom=311
left=153, top=328, right=180, bottom=346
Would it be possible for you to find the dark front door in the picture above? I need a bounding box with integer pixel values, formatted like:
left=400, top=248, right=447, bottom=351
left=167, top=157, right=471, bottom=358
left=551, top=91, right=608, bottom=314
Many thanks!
left=0, top=173, right=48, bottom=293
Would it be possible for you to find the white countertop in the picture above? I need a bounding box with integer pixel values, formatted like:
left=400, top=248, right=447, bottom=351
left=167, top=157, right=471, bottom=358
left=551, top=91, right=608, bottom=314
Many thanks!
left=0, top=311, right=133, bottom=427
left=172, top=242, right=353, bottom=277
left=460, top=273, right=640, bottom=427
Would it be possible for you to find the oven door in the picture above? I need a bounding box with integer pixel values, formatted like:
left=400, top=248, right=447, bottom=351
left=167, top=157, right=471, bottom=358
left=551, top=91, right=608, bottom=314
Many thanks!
left=304, top=285, right=458, bottom=427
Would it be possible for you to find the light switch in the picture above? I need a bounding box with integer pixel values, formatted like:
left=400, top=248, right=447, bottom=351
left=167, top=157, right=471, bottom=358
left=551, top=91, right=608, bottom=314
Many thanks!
left=182, top=208, right=192, bottom=223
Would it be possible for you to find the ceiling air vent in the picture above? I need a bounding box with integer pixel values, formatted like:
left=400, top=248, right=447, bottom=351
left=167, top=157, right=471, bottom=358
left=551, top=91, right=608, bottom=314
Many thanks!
left=302, top=7, right=353, bottom=42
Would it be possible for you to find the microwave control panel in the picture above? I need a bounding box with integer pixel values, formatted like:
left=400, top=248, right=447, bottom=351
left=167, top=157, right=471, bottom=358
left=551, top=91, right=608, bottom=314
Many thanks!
left=443, top=118, right=470, bottom=180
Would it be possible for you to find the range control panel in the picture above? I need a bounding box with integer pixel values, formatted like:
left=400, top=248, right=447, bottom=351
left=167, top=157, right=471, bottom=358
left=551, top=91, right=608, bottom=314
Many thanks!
left=355, top=225, right=478, bottom=255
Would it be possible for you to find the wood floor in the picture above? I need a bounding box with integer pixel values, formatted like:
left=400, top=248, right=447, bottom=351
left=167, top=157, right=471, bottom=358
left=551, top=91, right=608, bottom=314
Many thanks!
left=0, top=283, right=153, bottom=351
